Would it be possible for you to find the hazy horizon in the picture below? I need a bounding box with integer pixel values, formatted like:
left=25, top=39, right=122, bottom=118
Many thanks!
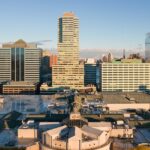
left=0, top=0, right=150, bottom=51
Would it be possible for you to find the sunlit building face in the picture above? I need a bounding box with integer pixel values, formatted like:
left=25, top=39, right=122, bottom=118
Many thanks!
left=52, top=12, right=84, bottom=88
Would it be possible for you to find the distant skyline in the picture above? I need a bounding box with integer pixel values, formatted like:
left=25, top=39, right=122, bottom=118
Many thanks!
left=0, top=0, right=150, bottom=54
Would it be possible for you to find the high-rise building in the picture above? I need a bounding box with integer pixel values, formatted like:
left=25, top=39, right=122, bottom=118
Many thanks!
left=84, top=59, right=97, bottom=86
left=41, top=50, right=51, bottom=82
left=57, top=12, right=79, bottom=65
left=100, top=61, right=150, bottom=92
left=52, top=12, right=84, bottom=88
left=145, top=33, right=150, bottom=60
left=41, top=50, right=57, bottom=68
left=0, top=39, right=41, bottom=82
left=41, top=50, right=57, bottom=83
left=0, top=48, right=11, bottom=81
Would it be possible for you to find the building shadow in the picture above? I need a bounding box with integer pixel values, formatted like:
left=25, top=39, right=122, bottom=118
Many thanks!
left=138, top=85, right=150, bottom=94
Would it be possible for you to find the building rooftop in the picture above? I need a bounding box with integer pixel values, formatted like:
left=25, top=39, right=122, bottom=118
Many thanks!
left=121, top=58, right=142, bottom=63
left=88, top=122, right=112, bottom=128
left=102, top=92, right=150, bottom=103
left=44, top=125, right=67, bottom=136
left=63, top=12, right=75, bottom=17
left=82, top=125, right=102, bottom=137
left=2, top=39, right=37, bottom=49
left=4, top=81, right=37, bottom=86
left=68, top=126, right=82, bottom=139
left=109, top=58, right=143, bottom=64
left=85, top=58, right=96, bottom=64
left=19, top=122, right=38, bottom=129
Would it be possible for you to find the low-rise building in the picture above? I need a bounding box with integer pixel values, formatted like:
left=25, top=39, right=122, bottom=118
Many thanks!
left=41, top=112, right=111, bottom=150
left=42, top=125, right=111, bottom=150
left=18, top=112, right=135, bottom=150
left=18, top=120, right=39, bottom=149
left=18, top=121, right=38, bottom=140
left=40, top=83, right=68, bottom=94
left=3, top=81, right=38, bottom=95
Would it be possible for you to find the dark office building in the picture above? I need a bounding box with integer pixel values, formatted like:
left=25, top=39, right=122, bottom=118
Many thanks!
left=11, top=48, right=24, bottom=81
left=84, top=59, right=97, bottom=86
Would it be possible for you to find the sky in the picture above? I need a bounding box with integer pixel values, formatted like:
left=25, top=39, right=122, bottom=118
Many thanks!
left=0, top=0, right=150, bottom=57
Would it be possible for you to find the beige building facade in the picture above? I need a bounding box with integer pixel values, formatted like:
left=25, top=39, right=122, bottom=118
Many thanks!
left=3, top=81, right=38, bottom=94
left=52, top=12, right=84, bottom=89
left=101, top=63, right=150, bottom=92
left=0, top=39, right=41, bottom=82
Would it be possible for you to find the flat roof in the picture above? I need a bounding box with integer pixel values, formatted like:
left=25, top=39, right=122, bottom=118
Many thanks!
left=88, top=122, right=112, bottom=128
left=45, top=125, right=67, bottom=136
left=82, top=125, right=102, bottom=137
left=102, top=92, right=150, bottom=103
left=4, top=81, right=37, bottom=86
left=19, top=124, right=37, bottom=129
left=80, top=92, right=150, bottom=104
left=63, top=12, right=75, bottom=17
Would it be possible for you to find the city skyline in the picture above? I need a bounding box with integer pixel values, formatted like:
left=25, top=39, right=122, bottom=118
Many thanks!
left=0, top=0, right=150, bottom=52
left=0, top=2, right=150, bottom=149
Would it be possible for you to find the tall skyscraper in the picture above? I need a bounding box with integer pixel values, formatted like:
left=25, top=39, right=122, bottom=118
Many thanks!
left=52, top=12, right=84, bottom=88
left=0, top=39, right=41, bottom=82
left=57, top=12, right=79, bottom=65
left=145, top=33, right=150, bottom=60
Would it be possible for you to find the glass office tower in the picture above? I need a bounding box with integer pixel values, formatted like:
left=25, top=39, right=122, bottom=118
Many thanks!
left=11, top=48, right=24, bottom=81
left=145, top=33, right=150, bottom=60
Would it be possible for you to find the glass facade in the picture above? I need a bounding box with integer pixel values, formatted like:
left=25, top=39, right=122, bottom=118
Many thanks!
left=11, top=48, right=24, bottom=81
left=145, top=33, right=150, bottom=60
left=21, top=48, right=24, bottom=81
left=59, top=18, right=63, bottom=43
left=11, top=48, right=15, bottom=81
